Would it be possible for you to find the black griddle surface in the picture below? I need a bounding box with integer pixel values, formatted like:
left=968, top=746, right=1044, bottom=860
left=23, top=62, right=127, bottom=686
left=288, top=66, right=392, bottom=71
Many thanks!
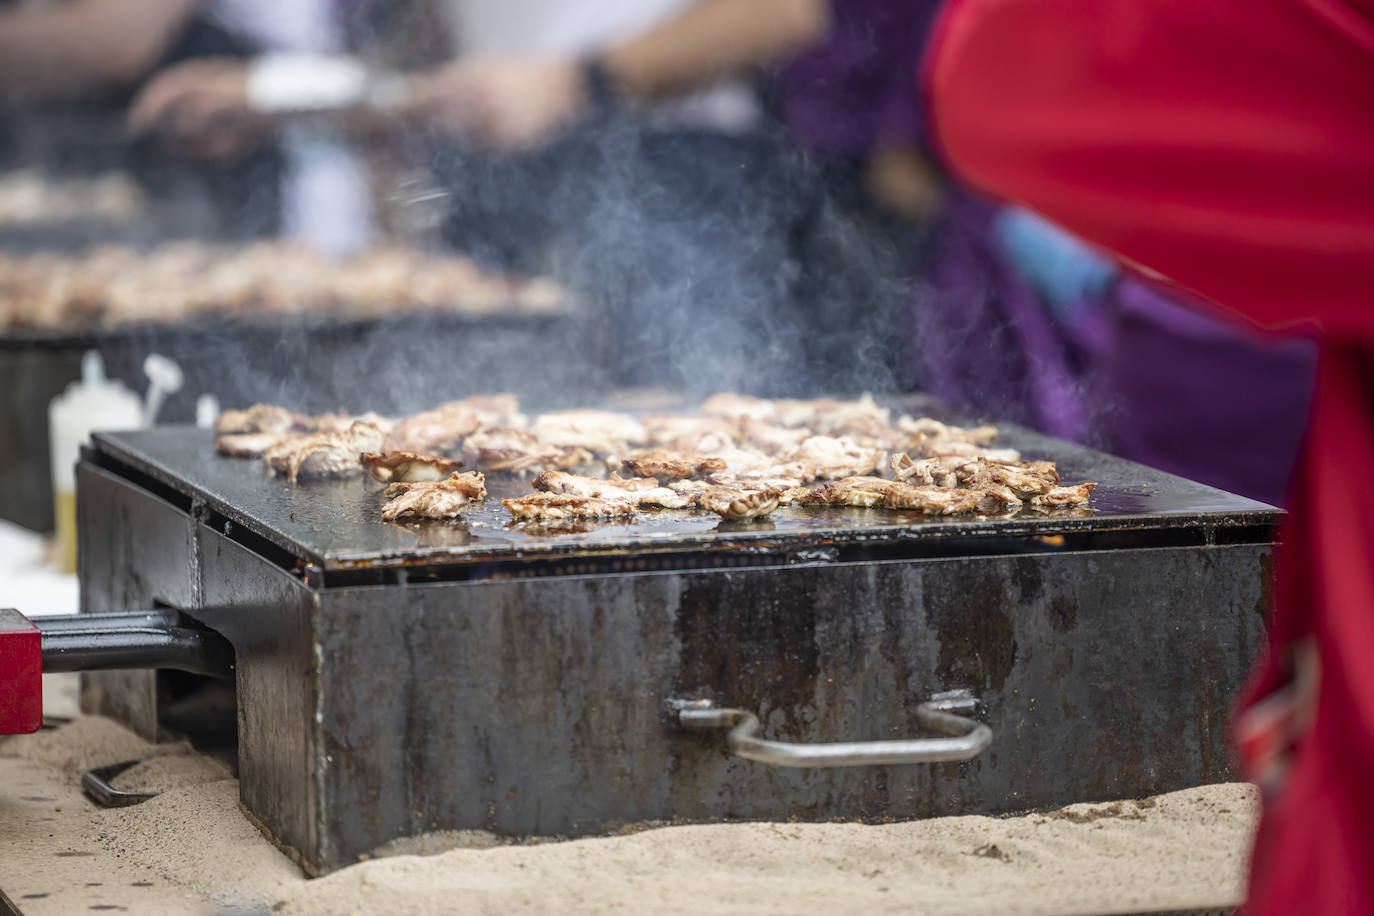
left=90, top=425, right=1279, bottom=574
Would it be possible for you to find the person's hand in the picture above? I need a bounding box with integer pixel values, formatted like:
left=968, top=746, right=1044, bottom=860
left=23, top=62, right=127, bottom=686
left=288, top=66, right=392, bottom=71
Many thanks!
left=409, top=57, right=586, bottom=150
left=864, top=145, right=943, bottom=220
left=128, top=58, right=267, bottom=159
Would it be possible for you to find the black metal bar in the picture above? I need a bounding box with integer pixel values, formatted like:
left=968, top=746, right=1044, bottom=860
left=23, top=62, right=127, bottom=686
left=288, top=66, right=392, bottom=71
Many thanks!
left=35, top=610, right=182, bottom=632
left=40, top=621, right=234, bottom=679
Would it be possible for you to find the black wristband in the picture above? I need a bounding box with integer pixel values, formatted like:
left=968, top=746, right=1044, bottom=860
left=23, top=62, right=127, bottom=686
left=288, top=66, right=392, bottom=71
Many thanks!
left=580, top=57, right=620, bottom=111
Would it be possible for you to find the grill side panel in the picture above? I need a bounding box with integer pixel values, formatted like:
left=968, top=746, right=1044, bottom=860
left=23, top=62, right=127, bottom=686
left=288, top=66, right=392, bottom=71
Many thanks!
left=78, top=461, right=196, bottom=738
left=195, top=527, right=321, bottom=875
left=77, top=460, right=323, bottom=872
left=312, top=544, right=1269, bottom=872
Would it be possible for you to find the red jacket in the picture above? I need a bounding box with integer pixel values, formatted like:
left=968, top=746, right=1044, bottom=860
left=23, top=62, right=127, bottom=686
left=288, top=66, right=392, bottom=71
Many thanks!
left=926, top=1, right=1374, bottom=911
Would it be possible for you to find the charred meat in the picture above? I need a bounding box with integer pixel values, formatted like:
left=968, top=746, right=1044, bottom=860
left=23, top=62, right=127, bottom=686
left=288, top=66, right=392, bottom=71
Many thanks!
left=265, top=421, right=385, bottom=482
left=503, top=492, right=639, bottom=520
left=530, top=410, right=646, bottom=457
left=794, top=477, right=986, bottom=515
left=738, top=418, right=813, bottom=456
left=692, top=485, right=784, bottom=520
left=361, top=451, right=465, bottom=484
left=530, top=471, right=691, bottom=509
left=384, top=401, right=482, bottom=455
left=214, top=431, right=287, bottom=458
left=311, top=411, right=396, bottom=435
left=463, top=427, right=593, bottom=474
left=958, top=458, right=1061, bottom=497
left=215, top=404, right=304, bottom=436
left=698, top=392, right=777, bottom=422
left=381, top=471, right=488, bottom=520
left=619, top=449, right=727, bottom=481
left=791, top=436, right=887, bottom=479
left=641, top=414, right=739, bottom=453
left=1031, top=482, right=1098, bottom=507
left=889, top=453, right=961, bottom=488
left=897, top=416, right=1000, bottom=447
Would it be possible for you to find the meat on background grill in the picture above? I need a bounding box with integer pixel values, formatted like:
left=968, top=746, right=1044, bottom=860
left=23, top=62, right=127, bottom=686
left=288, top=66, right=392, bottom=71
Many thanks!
left=0, top=241, right=566, bottom=331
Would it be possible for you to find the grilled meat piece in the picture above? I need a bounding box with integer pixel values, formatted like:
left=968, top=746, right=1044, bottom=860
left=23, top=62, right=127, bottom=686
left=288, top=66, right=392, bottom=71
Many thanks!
left=920, top=440, right=1023, bottom=463
left=766, top=398, right=819, bottom=428
left=791, top=436, right=887, bottom=479
left=530, top=410, right=646, bottom=456
left=897, top=417, right=1017, bottom=462
left=531, top=471, right=691, bottom=509
left=503, top=492, right=639, bottom=520
left=463, top=427, right=592, bottom=474
left=707, top=473, right=808, bottom=493
left=385, top=401, right=482, bottom=454
left=668, top=479, right=783, bottom=518
left=381, top=471, right=488, bottom=520
left=311, top=411, right=396, bottom=435
left=793, top=477, right=987, bottom=515
left=795, top=477, right=889, bottom=508
left=897, top=416, right=1000, bottom=445
left=695, top=446, right=777, bottom=475
left=959, top=458, right=1061, bottom=497
left=739, top=418, right=812, bottom=456
left=620, top=449, right=727, bottom=481
left=905, top=486, right=994, bottom=515
left=631, top=488, right=695, bottom=509
left=1030, top=482, right=1098, bottom=507
left=693, top=485, right=783, bottom=520
left=805, top=394, right=893, bottom=439
left=698, top=393, right=891, bottom=435
left=699, top=392, right=777, bottom=421
left=214, top=431, right=286, bottom=458
left=265, top=421, right=385, bottom=482
left=361, top=450, right=465, bottom=484
left=706, top=460, right=810, bottom=492
left=463, top=394, right=525, bottom=428
left=642, top=414, right=739, bottom=453
left=889, top=453, right=961, bottom=488
left=215, top=404, right=303, bottom=435
left=534, top=471, right=652, bottom=495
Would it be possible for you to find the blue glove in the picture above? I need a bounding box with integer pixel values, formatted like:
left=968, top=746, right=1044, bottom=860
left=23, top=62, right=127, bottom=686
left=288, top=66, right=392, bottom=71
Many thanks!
left=993, top=207, right=1118, bottom=319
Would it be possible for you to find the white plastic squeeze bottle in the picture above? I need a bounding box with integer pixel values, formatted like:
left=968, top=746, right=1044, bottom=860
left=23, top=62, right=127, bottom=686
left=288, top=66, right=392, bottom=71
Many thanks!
left=48, top=351, right=143, bottom=573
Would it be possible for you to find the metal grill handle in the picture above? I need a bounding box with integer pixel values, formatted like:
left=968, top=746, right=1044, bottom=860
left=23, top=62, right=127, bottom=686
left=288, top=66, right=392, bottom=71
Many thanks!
left=666, top=690, right=991, bottom=768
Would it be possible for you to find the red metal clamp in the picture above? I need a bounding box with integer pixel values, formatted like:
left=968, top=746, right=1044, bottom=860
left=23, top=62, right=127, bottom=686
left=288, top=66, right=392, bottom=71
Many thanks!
left=0, top=608, right=42, bottom=735
left=0, top=607, right=235, bottom=736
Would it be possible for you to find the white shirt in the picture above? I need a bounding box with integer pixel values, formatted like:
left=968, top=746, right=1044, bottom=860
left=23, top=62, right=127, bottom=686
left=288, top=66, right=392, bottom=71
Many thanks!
left=444, top=0, right=760, bottom=133
left=209, top=0, right=373, bottom=256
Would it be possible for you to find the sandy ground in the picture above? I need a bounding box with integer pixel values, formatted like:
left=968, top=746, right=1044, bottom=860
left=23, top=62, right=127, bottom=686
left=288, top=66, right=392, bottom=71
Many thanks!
left=0, top=716, right=1258, bottom=916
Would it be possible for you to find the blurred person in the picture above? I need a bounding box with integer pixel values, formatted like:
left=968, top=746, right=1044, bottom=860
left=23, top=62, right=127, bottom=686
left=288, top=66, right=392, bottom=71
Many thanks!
left=125, top=0, right=833, bottom=393
left=0, top=0, right=197, bottom=105
left=926, top=0, right=1374, bottom=910
left=412, top=0, right=832, bottom=394
left=174, top=0, right=382, bottom=254
left=5, top=1, right=443, bottom=252
left=0, top=0, right=282, bottom=238
left=414, top=0, right=824, bottom=150
left=126, top=0, right=439, bottom=254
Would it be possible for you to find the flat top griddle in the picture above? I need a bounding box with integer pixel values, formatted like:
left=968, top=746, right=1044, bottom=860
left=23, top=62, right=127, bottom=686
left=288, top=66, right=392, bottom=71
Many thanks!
left=90, top=425, right=1279, bottom=579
